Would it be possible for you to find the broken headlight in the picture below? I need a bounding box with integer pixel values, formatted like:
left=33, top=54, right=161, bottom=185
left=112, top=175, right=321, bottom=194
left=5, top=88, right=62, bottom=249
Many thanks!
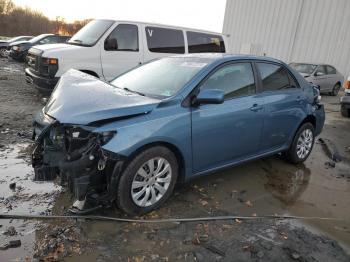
left=49, top=126, right=65, bottom=147
left=99, top=131, right=116, bottom=145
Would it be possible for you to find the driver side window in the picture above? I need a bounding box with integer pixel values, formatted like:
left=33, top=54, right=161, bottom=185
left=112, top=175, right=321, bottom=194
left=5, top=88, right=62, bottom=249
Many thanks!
left=105, top=24, right=139, bottom=51
left=200, top=63, right=256, bottom=99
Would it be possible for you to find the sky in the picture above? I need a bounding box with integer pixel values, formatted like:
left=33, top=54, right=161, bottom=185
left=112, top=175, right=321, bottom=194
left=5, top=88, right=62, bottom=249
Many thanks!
left=12, top=0, right=227, bottom=32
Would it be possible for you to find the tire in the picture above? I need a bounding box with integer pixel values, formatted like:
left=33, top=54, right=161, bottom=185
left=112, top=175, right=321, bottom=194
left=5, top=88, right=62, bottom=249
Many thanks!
left=341, top=104, right=350, bottom=117
left=116, top=146, right=178, bottom=215
left=285, top=123, right=315, bottom=164
left=331, top=83, right=341, bottom=96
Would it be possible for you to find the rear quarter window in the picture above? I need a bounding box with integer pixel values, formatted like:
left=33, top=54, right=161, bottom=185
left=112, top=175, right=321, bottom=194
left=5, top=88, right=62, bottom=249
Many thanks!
left=145, top=26, right=185, bottom=54
left=187, top=31, right=225, bottom=53
left=257, top=63, right=299, bottom=91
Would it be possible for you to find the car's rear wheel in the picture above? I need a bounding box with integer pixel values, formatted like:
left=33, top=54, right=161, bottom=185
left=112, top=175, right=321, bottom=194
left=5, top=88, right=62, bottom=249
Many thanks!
left=330, top=83, right=341, bottom=96
left=286, top=123, right=315, bottom=164
left=116, top=146, right=178, bottom=215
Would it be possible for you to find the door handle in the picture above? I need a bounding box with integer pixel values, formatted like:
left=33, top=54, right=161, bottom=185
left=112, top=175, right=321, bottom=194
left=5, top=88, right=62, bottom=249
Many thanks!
left=250, top=104, right=263, bottom=112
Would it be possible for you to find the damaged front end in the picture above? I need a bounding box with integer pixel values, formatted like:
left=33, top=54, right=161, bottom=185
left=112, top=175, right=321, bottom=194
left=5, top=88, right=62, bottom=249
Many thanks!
left=32, top=118, right=124, bottom=214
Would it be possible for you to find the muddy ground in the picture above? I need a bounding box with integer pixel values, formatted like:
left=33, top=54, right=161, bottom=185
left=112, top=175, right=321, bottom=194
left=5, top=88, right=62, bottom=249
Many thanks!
left=0, top=57, right=350, bottom=261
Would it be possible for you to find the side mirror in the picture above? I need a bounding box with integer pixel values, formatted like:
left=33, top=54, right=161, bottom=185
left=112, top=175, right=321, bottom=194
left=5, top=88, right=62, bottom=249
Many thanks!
left=193, top=89, right=224, bottom=105
left=104, top=38, right=118, bottom=50
left=314, top=71, right=324, bottom=77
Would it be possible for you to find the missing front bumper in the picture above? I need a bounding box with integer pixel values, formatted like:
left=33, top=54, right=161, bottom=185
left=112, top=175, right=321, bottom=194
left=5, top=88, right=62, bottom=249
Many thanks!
left=32, top=121, right=124, bottom=213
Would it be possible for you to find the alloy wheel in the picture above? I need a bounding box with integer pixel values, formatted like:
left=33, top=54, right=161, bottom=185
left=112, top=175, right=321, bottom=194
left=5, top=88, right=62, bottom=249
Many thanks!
left=296, top=129, right=313, bottom=159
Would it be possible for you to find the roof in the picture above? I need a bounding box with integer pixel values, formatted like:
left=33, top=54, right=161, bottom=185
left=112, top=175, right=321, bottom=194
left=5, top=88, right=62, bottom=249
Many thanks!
left=94, top=19, right=224, bottom=35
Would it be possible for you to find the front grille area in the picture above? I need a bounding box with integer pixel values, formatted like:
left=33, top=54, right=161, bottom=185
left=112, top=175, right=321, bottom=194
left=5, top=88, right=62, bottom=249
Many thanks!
left=26, top=50, right=58, bottom=79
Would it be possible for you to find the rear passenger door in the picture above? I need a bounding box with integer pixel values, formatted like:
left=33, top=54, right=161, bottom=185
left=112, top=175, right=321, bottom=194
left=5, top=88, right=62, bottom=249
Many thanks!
left=142, top=26, right=185, bottom=62
left=101, top=23, right=143, bottom=81
left=256, top=62, right=306, bottom=152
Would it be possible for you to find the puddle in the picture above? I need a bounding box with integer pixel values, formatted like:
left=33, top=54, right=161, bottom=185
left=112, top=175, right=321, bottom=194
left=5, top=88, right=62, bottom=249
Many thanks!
left=0, top=144, right=61, bottom=260
left=66, top=143, right=350, bottom=261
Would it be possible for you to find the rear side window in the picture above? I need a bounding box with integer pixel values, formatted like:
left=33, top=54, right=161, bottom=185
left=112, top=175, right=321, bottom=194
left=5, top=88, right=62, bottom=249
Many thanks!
left=105, top=24, right=139, bottom=51
left=201, top=63, right=255, bottom=99
left=145, top=26, right=184, bottom=54
left=257, top=63, right=297, bottom=91
left=187, top=31, right=225, bottom=53
left=326, top=65, right=336, bottom=74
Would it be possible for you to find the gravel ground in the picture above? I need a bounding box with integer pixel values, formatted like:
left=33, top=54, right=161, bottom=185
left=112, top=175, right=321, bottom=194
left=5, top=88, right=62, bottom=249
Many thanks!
left=0, top=57, right=349, bottom=261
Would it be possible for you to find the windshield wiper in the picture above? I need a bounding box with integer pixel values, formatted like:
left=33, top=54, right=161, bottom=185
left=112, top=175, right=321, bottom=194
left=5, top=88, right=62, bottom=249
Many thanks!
left=123, top=87, right=146, bottom=96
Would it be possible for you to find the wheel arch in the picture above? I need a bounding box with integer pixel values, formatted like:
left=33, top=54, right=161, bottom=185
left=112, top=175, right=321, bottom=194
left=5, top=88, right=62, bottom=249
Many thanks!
left=122, top=141, right=186, bottom=184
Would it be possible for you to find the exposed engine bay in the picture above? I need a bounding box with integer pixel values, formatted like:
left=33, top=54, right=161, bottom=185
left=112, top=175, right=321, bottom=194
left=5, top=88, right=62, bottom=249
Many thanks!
left=32, top=121, right=123, bottom=213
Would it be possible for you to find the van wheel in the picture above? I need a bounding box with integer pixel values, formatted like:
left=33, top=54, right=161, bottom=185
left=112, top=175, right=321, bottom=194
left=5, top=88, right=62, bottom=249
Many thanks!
left=116, top=146, right=178, bottom=215
left=331, top=83, right=341, bottom=96
left=286, top=123, right=315, bottom=164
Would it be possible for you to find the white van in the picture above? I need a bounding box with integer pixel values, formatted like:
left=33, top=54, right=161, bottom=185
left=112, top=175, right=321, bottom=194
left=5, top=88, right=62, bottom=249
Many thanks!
left=25, top=19, right=227, bottom=92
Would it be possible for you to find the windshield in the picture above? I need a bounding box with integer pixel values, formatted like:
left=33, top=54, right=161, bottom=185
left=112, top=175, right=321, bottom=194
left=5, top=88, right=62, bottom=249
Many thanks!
left=111, top=58, right=208, bottom=98
left=29, top=34, right=50, bottom=44
left=68, top=20, right=114, bottom=46
left=290, top=63, right=317, bottom=74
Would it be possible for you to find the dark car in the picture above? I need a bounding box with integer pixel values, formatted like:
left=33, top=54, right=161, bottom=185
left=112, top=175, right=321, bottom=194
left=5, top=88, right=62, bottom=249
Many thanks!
left=0, top=36, right=33, bottom=57
left=9, top=34, right=70, bottom=61
left=32, top=54, right=325, bottom=215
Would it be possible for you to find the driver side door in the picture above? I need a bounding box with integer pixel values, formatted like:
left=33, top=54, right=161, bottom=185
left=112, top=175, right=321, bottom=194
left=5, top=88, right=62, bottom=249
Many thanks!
left=101, top=23, right=143, bottom=81
left=191, top=61, right=264, bottom=173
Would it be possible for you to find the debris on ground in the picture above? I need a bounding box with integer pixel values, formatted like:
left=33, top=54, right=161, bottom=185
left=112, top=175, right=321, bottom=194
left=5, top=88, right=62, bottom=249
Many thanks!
left=318, top=138, right=343, bottom=162
left=325, top=161, right=336, bottom=168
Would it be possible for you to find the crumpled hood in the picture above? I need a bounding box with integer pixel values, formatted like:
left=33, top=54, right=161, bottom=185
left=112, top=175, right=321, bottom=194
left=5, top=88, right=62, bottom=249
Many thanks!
left=44, top=69, right=160, bottom=125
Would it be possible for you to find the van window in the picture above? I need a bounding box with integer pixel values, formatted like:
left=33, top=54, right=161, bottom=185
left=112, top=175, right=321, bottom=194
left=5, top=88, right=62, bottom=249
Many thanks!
left=105, top=24, right=139, bottom=51
left=257, top=63, right=296, bottom=91
left=201, top=63, right=255, bottom=99
left=145, top=26, right=185, bottom=54
left=187, top=32, right=225, bottom=53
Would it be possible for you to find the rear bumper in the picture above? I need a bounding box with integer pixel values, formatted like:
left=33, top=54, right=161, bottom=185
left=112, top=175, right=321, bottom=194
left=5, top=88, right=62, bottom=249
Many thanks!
left=25, top=67, right=59, bottom=93
left=314, top=104, right=325, bottom=136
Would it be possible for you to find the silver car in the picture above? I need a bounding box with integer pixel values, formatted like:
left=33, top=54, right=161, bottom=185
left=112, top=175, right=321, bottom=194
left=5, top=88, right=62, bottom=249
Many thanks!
left=290, top=63, right=344, bottom=96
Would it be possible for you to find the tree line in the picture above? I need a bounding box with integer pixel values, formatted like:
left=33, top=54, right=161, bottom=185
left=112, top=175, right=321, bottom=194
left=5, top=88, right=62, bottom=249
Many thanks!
left=0, top=0, right=90, bottom=37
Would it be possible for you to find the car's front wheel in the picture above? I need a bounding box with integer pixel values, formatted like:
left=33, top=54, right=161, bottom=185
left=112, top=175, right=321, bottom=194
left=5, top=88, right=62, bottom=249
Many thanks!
left=286, top=123, right=315, bottom=164
left=116, top=146, right=178, bottom=215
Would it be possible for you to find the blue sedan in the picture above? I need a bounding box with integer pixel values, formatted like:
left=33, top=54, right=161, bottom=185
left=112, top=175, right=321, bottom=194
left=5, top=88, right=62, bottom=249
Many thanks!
left=32, top=54, right=325, bottom=215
